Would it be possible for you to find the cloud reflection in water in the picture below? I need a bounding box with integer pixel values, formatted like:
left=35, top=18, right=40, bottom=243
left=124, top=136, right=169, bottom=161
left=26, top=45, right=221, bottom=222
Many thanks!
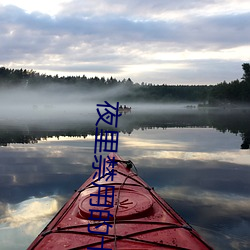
left=0, top=126, right=249, bottom=249
left=0, top=196, right=61, bottom=250
left=118, top=128, right=250, bottom=249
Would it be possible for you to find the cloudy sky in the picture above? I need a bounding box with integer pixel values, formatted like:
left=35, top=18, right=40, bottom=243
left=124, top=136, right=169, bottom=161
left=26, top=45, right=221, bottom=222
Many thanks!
left=0, top=0, right=250, bottom=85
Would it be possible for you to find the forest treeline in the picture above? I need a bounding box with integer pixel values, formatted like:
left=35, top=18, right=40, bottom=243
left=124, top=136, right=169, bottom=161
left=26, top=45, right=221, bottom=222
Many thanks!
left=0, top=63, right=249, bottom=104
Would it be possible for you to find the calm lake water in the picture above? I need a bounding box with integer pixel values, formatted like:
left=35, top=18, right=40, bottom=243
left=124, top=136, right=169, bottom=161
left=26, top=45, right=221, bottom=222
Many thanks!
left=0, top=104, right=250, bottom=249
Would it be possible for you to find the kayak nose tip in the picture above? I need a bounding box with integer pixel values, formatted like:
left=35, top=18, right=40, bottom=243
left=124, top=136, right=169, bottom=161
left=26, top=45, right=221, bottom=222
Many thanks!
left=126, top=160, right=133, bottom=169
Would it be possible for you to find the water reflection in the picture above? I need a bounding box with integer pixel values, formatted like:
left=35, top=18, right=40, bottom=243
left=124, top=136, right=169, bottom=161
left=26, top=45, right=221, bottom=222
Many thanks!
left=0, top=108, right=250, bottom=249
left=0, top=196, right=62, bottom=250
left=118, top=128, right=250, bottom=250
left=1, top=196, right=59, bottom=228
left=0, top=107, right=250, bottom=149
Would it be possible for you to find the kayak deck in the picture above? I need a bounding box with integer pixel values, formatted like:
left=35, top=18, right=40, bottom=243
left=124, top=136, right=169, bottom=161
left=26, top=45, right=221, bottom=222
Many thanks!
left=28, top=153, right=213, bottom=249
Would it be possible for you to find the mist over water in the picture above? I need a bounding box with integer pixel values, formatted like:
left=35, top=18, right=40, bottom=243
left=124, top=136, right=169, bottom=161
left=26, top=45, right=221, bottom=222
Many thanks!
left=0, top=84, right=198, bottom=124
left=0, top=85, right=96, bottom=122
left=0, top=84, right=250, bottom=249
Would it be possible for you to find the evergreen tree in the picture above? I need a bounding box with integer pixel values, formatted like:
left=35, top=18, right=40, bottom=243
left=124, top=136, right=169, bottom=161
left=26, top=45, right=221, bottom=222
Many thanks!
left=242, top=63, right=250, bottom=83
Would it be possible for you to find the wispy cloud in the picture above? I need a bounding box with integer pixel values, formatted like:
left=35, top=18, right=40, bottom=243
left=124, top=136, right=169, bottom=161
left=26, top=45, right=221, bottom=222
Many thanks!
left=0, top=0, right=250, bottom=84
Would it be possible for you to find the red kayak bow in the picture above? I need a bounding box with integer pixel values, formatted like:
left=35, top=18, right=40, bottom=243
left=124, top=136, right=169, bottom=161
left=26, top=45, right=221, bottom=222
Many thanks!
left=28, top=153, right=213, bottom=249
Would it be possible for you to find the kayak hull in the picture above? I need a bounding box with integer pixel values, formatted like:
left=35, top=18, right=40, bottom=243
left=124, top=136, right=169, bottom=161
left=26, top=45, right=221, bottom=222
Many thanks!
left=28, top=153, right=213, bottom=249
